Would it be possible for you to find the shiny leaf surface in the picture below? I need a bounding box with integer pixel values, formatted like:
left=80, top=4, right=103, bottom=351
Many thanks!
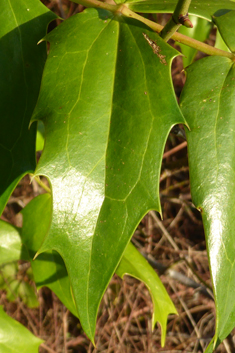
left=0, top=220, right=22, bottom=265
left=0, top=0, right=56, bottom=214
left=127, top=0, right=235, bottom=20
left=0, top=306, right=43, bottom=353
left=32, top=8, right=185, bottom=341
left=116, top=242, right=177, bottom=346
left=180, top=56, right=235, bottom=350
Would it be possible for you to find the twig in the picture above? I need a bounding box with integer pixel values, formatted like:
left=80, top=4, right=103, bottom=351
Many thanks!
left=140, top=250, right=213, bottom=299
left=169, top=281, right=205, bottom=351
left=63, top=308, right=69, bottom=353
left=160, top=166, right=189, bottom=182
left=58, top=0, right=66, bottom=18
left=139, top=213, right=214, bottom=299
left=40, top=343, right=57, bottom=353
left=224, top=333, right=235, bottom=353
left=160, top=0, right=193, bottom=41
left=168, top=206, right=184, bottom=229
left=163, top=141, right=187, bottom=159
left=161, top=179, right=189, bottom=194
left=149, top=210, right=179, bottom=250
left=70, top=0, right=235, bottom=60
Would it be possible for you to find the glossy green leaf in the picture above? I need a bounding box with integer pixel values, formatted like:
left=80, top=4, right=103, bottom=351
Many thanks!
left=0, top=305, right=43, bottom=353
left=178, top=16, right=212, bottom=67
left=180, top=56, right=235, bottom=351
left=126, top=0, right=235, bottom=20
left=32, top=8, right=185, bottom=342
left=21, top=194, right=78, bottom=317
left=0, top=0, right=56, bottom=214
left=0, top=220, right=22, bottom=265
left=116, top=242, right=177, bottom=346
left=213, top=10, right=235, bottom=53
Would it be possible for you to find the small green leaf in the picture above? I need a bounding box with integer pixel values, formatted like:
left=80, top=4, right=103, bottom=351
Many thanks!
left=0, top=0, right=56, bottom=214
left=0, top=306, right=43, bottom=353
left=0, top=220, right=22, bottom=265
left=116, top=242, right=177, bottom=346
left=180, top=56, right=235, bottom=350
left=213, top=10, right=235, bottom=53
left=21, top=194, right=78, bottom=317
left=126, top=0, right=235, bottom=20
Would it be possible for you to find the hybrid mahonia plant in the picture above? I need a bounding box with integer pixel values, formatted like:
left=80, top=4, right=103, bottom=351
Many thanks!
left=1, top=0, right=235, bottom=351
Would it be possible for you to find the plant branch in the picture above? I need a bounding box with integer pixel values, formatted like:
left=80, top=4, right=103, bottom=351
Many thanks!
left=160, top=0, right=193, bottom=42
left=120, top=6, right=235, bottom=60
left=71, top=0, right=235, bottom=61
left=72, top=0, right=120, bottom=12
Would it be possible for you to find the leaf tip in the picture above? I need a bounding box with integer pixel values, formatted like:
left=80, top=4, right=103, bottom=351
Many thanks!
left=33, top=251, right=39, bottom=261
left=37, top=37, right=46, bottom=45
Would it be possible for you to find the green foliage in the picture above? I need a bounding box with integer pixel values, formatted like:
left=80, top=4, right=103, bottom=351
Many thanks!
left=0, top=305, right=43, bottom=353
left=0, top=220, right=22, bottom=265
left=21, top=194, right=78, bottom=317
left=213, top=10, right=235, bottom=52
left=127, top=0, right=235, bottom=20
left=116, top=242, right=177, bottom=346
left=0, top=262, right=39, bottom=308
left=0, top=0, right=56, bottom=214
left=1, top=0, right=235, bottom=351
left=180, top=54, right=235, bottom=351
left=31, top=8, right=185, bottom=341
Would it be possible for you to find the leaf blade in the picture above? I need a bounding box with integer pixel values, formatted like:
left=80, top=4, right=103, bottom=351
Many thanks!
left=0, top=220, right=22, bottom=265
left=180, top=56, right=235, bottom=349
left=21, top=194, right=78, bottom=317
left=32, top=10, right=186, bottom=341
left=213, top=10, right=235, bottom=53
left=126, top=0, right=235, bottom=20
left=0, top=306, right=43, bottom=353
left=0, top=0, right=56, bottom=213
left=32, top=10, right=120, bottom=340
left=116, top=242, right=177, bottom=346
